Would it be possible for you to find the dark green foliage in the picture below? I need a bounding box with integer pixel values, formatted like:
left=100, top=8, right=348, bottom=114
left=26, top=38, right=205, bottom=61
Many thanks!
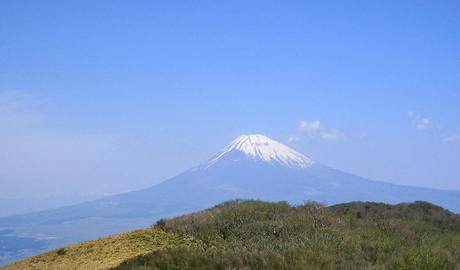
left=113, top=200, right=460, bottom=270
left=56, top=248, right=66, bottom=256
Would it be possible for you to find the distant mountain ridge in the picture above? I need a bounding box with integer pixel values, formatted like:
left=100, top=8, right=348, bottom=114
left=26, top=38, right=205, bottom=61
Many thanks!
left=1, top=134, right=459, bottom=265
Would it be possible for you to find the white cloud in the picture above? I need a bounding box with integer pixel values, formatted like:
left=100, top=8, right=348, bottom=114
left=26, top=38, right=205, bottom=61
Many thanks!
left=298, top=120, right=346, bottom=141
left=287, top=135, right=299, bottom=143
left=408, top=111, right=432, bottom=130
left=417, top=118, right=431, bottom=129
left=300, top=120, right=321, bottom=131
left=442, top=134, right=460, bottom=143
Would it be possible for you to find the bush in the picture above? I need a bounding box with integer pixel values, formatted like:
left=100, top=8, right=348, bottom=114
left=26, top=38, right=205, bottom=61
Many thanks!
left=113, top=200, right=460, bottom=270
left=56, top=248, right=66, bottom=256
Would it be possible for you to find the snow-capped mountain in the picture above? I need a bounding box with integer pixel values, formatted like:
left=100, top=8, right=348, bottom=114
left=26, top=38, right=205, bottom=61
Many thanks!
left=199, top=134, right=315, bottom=169
left=1, top=134, right=460, bottom=265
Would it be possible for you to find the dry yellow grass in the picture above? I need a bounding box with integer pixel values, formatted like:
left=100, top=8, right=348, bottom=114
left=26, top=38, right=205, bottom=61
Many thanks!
left=1, top=228, right=202, bottom=270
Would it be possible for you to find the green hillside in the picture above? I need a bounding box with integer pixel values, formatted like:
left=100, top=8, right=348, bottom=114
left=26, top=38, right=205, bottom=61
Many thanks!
left=3, top=200, right=460, bottom=270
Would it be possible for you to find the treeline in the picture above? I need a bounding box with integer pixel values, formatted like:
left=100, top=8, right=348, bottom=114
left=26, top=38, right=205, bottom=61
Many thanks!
left=113, top=200, right=460, bottom=270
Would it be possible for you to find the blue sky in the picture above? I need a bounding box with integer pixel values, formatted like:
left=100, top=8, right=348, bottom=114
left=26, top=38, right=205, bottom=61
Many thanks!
left=1, top=1, right=459, bottom=215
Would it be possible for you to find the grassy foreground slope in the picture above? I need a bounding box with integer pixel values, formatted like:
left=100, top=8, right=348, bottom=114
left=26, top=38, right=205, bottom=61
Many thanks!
left=115, top=200, right=460, bottom=270
left=1, top=228, right=202, bottom=270
left=3, top=200, right=460, bottom=270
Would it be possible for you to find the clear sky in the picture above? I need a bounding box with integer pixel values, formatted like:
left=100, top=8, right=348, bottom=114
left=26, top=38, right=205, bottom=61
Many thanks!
left=1, top=1, right=459, bottom=215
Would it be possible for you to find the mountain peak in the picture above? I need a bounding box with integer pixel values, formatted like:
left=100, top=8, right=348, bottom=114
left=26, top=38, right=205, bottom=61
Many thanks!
left=202, top=134, right=315, bottom=169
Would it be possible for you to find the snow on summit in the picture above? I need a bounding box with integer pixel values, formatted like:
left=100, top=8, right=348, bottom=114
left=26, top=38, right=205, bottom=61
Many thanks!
left=203, top=134, right=315, bottom=169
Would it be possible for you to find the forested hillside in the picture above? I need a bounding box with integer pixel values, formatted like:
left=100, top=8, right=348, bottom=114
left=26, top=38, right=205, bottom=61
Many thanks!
left=117, top=200, right=460, bottom=270
left=4, top=200, right=460, bottom=270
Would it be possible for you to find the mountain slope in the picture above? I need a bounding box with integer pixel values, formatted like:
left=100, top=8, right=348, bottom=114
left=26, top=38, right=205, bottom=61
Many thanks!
left=1, top=134, right=459, bottom=265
